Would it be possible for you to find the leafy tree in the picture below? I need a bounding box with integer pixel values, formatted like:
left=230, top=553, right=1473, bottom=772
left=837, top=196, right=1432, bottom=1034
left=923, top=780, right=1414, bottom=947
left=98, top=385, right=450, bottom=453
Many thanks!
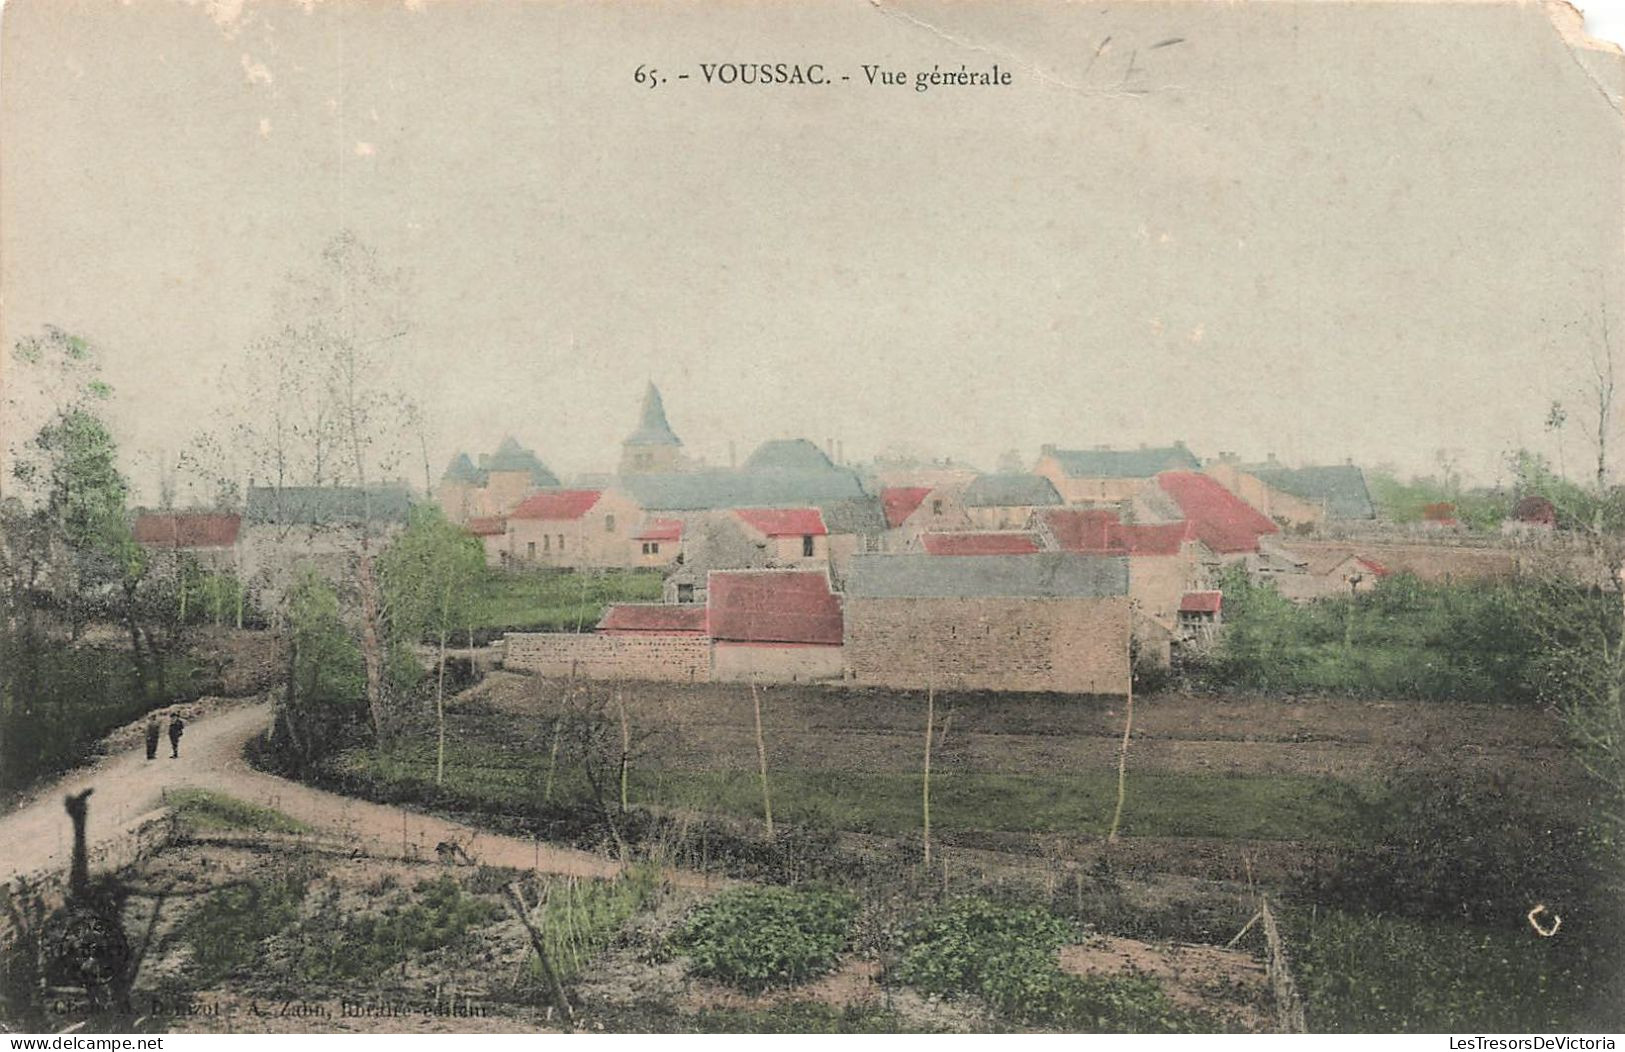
left=379, top=506, right=485, bottom=784
left=274, top=567, right=365, bottom=770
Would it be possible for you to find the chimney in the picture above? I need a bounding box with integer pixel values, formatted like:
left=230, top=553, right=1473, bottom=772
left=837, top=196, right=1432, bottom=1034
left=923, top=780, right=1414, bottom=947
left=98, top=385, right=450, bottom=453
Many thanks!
left=1267, top=452, right=1279, bottom=466
left=1041, top=443, right=1056, bottom=455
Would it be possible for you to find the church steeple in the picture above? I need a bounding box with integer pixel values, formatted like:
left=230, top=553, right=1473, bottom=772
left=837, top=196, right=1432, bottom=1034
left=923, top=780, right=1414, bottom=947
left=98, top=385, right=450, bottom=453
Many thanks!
left=621, top=383, right=684, bottom=474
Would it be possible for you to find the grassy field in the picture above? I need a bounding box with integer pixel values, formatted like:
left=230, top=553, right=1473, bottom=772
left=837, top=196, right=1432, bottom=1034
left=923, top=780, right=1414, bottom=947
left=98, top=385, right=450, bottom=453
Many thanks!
left=326, top=737, right=1368, bottom=844
left=465, top=569, right=663, bottom=634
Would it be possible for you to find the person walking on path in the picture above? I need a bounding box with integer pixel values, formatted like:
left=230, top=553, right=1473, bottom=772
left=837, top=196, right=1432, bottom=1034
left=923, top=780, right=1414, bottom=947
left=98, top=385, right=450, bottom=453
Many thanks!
left=167, top=712, right=185, bottom=759
left=144, top=716, right=161, bottom=761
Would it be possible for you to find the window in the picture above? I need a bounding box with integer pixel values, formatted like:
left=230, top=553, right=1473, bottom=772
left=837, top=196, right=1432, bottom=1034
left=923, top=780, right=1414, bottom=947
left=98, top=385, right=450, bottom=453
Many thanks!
left=932, top=499, right=943, bottom=516
left=802, top=534, right=815, bottom=557
left=558, top=534, right=565, bottom=552
left=527, top=541, right=536, bottom=558
left=642, top=542, right=660, bottom=555
left=677, top=583, right=695, bottom=603
left=543, top=534, right=550, bottom=552
left=605, top=514, right=616, bottom=533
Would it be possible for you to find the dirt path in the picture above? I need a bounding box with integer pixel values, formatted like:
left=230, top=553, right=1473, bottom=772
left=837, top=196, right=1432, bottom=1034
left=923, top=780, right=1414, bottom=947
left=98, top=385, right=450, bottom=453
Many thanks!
left=0, top=699, right=621, bottom=888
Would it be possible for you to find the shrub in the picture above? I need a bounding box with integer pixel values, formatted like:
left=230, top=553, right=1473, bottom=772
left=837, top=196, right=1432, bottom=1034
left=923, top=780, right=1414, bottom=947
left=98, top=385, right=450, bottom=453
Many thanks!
left=176, top=865, right=313, bottom=985
left=675, top=886, right=857, bottom=991
left=1301, top=770, right=1614, bottom=933
left=292, top=874, right=503, bottom=982
left=894, top=897, right=1207, bottom=1032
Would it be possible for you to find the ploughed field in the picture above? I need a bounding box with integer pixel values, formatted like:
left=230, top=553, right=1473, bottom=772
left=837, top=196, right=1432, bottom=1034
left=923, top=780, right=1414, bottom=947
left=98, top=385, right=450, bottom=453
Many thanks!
left=319, top=673, right=1581, bottom=883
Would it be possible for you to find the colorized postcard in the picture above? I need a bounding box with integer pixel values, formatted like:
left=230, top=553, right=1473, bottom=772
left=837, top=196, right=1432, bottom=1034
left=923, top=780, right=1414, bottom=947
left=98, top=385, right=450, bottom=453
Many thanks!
left=1, top=0, right=1623, bottom=1038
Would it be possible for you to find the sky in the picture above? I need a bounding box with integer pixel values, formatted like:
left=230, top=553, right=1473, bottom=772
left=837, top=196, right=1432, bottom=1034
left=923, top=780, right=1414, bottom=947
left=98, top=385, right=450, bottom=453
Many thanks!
left=2, top=0, right=1623, bottom=504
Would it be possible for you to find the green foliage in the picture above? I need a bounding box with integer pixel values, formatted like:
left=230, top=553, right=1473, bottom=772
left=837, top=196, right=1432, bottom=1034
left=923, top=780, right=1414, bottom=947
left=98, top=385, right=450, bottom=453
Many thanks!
left=1302, top=770, right=1614, bottom=930
left=0, top=643, right=208, bottom=793
left=675, top=886, right=858, bottom=991
left=167, top=789, right=309, bottom=835
left=894, top=897, right=1205, bottom=1032
left=524, top=866, right=660, bottom=984
left=1366, top=470, right=1513, bottom=531
left=175, top=866, right=313, bottom=985
left=1297, top=910, right=1615, bottom=1032
left=1197, top=566, right=1566, bottom=703
left=379, top=505, right=486, bottom=646
left=290, top=874, right=502, bottom=982
left=272, top=568, right=367, bottom=769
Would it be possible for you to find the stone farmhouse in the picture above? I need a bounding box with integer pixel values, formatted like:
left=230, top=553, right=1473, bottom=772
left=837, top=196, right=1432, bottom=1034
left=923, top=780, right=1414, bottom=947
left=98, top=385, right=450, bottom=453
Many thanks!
left=1204, top=456, right=1376, bottom=528
left=842, top=553, right=1132, bottom=694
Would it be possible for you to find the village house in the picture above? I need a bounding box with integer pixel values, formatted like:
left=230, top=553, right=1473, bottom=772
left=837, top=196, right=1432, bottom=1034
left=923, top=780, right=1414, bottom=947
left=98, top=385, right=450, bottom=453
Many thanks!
left=436, top=437, right=560, bottom=524
left=488, top=487, right=646, bottom=569
left=880, top=483, right=974, bottom=550
left=1270, top=551, right=1390, bottom=602
left=631, top=517, right=684, bottom=567
left=1154, top=471, right=1280, bottom=559
left=1034, top=507, right=1214, bottom=665
left=733, top=507, right=830, bottom=564
left=842, top=552, right=1132, bottom=695
left=239, top=484, right=413, bottom=606
left=1203, top=456, right=1375, bottom=529
left=1034, top=443, right=1201, bottom=504
left=961, top=473, right=1063, bottom=530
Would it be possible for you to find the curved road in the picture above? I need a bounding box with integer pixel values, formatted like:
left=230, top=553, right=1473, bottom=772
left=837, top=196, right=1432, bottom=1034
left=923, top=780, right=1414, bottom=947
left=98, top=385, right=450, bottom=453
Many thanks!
left=0, top=700, right=622, bottom=888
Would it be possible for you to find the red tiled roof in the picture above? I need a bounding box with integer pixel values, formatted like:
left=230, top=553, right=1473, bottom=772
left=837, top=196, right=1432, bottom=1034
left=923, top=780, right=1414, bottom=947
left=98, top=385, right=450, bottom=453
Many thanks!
left=466, top=516, right=506, bottom=537
left=922, top=532, right=1041, bottom=556
left=510, top=489, right=602, bottom=521
left=633, top=517, right=684, bottom=542
left=1039, top=509, right=1193, bottom=557
left=1114, top=521, right=1194, bottom=557
left=734, top=507, right=828, bottom=537
left=1040, top=509, right=1123, bottom=552
left=706, top=570, right=843, bottom=646
left=1180, top=590, right=1223, bottom=614
left=132, top=512, right=240, bottom=548
left=598, top=604, right=708, bottom=634
left=1156, top=472, right=1278, bottom=554
left=881, top=487, right=933, bottom=528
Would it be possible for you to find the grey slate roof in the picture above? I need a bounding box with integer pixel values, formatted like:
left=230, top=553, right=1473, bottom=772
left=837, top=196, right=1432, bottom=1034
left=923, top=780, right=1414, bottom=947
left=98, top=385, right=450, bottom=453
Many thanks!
left=484, top=437, right=560, bottom=487
left=744, top=438, right=835, bottom=472
left=442, top=453, right=484, bottom=484
left=846, top=553, right=1129, bottom=599
left=1046, top=444, right=1201, bottom=479
left=245, top=485, right=413, bottom=526
left=962, top=473, right=1063, bottom=508
left=624, top=383, right=683, bottom=447
left=1247, top=464, right=1375, bottom=520
left=618, top=469, right=869, bottom=513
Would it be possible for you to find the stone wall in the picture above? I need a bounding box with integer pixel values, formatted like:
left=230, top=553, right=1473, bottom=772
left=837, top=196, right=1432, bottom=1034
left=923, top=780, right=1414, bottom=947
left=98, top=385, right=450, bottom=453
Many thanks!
left=712, top=642, right=846, bottom=683
left=844, top=595, right=1131, bottom=695
left=503, top=632, right=711, bottom=682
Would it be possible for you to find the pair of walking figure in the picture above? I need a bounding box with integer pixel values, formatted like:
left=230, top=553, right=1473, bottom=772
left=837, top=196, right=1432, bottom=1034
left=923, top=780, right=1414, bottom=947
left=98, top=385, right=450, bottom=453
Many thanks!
left=145, top=714, right=184, bottom=760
